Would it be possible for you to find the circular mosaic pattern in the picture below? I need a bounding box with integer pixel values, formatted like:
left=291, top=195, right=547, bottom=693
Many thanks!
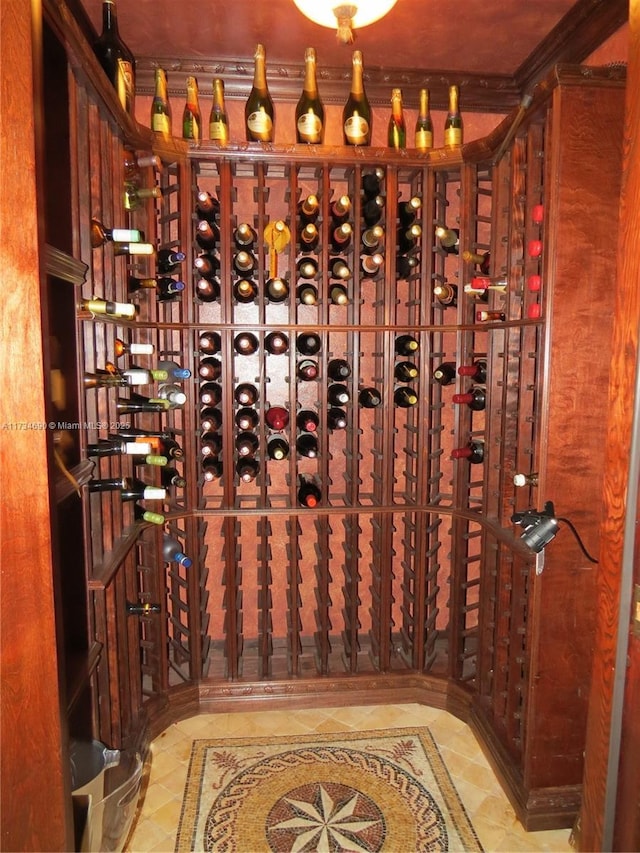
left=203, top=746, right=448, bottom=852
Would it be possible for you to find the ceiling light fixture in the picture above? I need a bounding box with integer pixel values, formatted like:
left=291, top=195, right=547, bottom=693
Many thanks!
left=292, top=0, right=399, bottom=44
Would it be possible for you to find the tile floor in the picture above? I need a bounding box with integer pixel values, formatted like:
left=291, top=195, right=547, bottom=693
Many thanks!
left=124, top=703, right=574, bottom=852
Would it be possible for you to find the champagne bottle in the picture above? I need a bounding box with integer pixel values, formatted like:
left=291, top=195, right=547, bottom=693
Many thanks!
left=328, top=358, right=351, bottom=380
left=245, top=43, right=274, bottom=143
left=434, top=282, right=458, bottom=307
left=198, top=356, right=222, bottom=381
left=126, top=602, right=161, bottom=615
left=296, top=432, right=319, bottom=458
left=388, top=88, right=406, bottom=149
left=237, top=458, right=260, bottom=484
left=296, top=333, right=321, bottom=356
left=415, top=88, right=433, bottom=151
left=395, top=334, right=419, bottom=355
left=452, top=388, right=486, bottom=411
left=157, top=249, right=186, bottom=273
left=199, top=331, right=221, bottom=354
left=151, top=68, right=172, bottom=137
left=432, top=362, right=456, bottom=386
left=444, top=84, right=463, bottom=148
left=266, top=277, right=289, bottom=303
left=195, top=190, right=220, bottom=222
left=299, top=223, right=319, bottom=251
left=298, top=475, right=321, bottom=508
left=264, top=331, right=289, bottom=355
left=451, top=440, right=484, bottom=464
left=202, top=458, right=224, bottom=482
left=327, top=408, right=348, bottom=430
left=435, top=226, right=459, bottom=254
left=298, top=194, right=320, bottom=224
left=234, top=223, right=258, bottom=248
left=394, top=386, right=418, bottom=407
left=359, top=387, right=382, bottom=408
left=235, top=407, right=259, bottom=431
left=182, top=75, right=202, bottom=141
left=94, top=0, right=135, bottom=115
left=267, top=435, right=289, bottom=460
left=199, top=382, right=222, bottom=406
left=114, top=338, right=154, bottom=357
left=233, top=278, right=258, bottom=303
left=296, top=409, right=319, bottom=432
left=209, top=78, right=229, bottom=144
left=163, top=534, right=192, bottom=567
left=458, top=361, right=487, bottom=383
left=295, top=47, right=324, bottom=144
left=297, top=283, right=318, bottom=305
left=161, top=467, right=187, bottom=489
left=362, top=168, right=384, bottom=199
left=234, top=383, right=259, bottom=405
left=394, top=361, right=419, bottom=382
left=233, top=250, right=256, bottom=274
left=328, top=384, right=350, bottom=406
left=235, top=431, right=259, bottom=458
left=343, top=50, right=371, bottom=146
left=297, top=359, right=319, bottom=381
left=234, top=332, right=259, bottom=355
left=265, top=406, right=289, bottom=431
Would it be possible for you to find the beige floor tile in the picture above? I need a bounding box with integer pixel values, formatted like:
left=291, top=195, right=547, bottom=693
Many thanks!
left=126, top=816, right=174, bottom=852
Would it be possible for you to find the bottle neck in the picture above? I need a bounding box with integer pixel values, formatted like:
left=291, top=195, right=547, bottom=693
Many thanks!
left=303, top=51, right=318, bottom=95
left=212, top=79, right=225, bottom=110
left=253, top=46, right=268, bottom=91
left=185, top=77, right=199, bottom=107
left=419, top=89, right=429, bottom=117
left=155, top=70, right=168, bottom=100
left=391, top=94, right=403, bottom=121
left=350, top=53, right=364, bottom=96
left=448, top=86, right=459, bottom=115
left=102, top=0, right=118, bottom=34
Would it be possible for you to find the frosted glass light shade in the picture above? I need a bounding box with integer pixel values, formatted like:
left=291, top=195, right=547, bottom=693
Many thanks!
left=293, top=0, right=399, bottom=39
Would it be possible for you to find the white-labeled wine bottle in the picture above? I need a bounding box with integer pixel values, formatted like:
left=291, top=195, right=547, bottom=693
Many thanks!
left=444, top=84, right=463, bottom=148
left=182, top=76, right=201, bottom=141
left=415, top=88, right=433, bottom=151
left=209, top=78, right=229, bottom=144
left=151, top=68, right=172, bottom=137
left=94, top=0, right=135, bottom=116
left=245, top=44, right=274, bottom=143
left=296, top=47, right=325, bottom=144
left=343, top=50, right=371, bottom=146
left=388, top=88, right=406, bottom=149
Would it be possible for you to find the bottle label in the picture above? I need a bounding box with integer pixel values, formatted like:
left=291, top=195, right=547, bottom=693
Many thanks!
left=209, top=120, right=229, bottom=143
left=415, top=129, right=433, bottom=149
left=444, top=127, right=462, bottom=147
left=152, top=112, right=171, bottom=135
left=247, top=110, right=273, bottom=140
left=344, top=115, right=369, bottom=145
left=116, top=59, right=135, bottom=114
left=297, top=113, right=323, bottom=143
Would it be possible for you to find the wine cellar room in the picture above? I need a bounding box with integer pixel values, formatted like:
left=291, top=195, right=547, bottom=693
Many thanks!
left=1, top=0, right=639, bottom=850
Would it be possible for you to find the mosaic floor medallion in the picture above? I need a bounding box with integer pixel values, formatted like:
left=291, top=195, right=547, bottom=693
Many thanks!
left=176, top=728, right=483, bottom=852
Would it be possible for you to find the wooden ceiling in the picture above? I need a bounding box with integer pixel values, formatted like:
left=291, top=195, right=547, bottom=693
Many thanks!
left=72, top=0, right=627, bottom=111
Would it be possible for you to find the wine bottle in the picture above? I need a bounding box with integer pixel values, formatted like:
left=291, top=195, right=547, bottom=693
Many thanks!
left=452, top=388, right=486, bottom=411
left=397, top=223, right=422, bottom=253
left=444, top=84, right=463, bottom=148
left=299, top=223, right=319, bottom=251
left=298, top=194, right=320, bottom=224
left=476, top=309, right=506, bottom=322
left=296, top=332, right=321, bottom=356
left=158, top=437, right=184, bottom=460
left=343, top=50, right=371, bottom=146
left=87, top=438, right=152, bottom=457
left=435, top=226, right=459, bottom=254
left=123, top=150, right=160, bottom=183
left=194, top=255, right=219, bottom=280
left=237, top=458, right=260, bottom=484
left=132, top=451, right=167, bottom=467
left=267, top=435, right=289, bottom=460
left=330, top=223, right=353, bottom=253
left=388, top=88, right=406, bottom=149
left=328, top=383, right=350, bottom=406
left=361, top=253, right=384, bottom=277
left=362, top=168, right=384, bottom=199
left=83, top=370, right=127, bottom=389
left=199, top=382, right=222, bottom=407
left=296, top=432, right=319, bottom=458
left=297, top=283, right=318, bottom=305
left=235, top=431, right=259, bottom=458
left=514, top=472, right=539, bottom=488
left=111, top=241, right=154, bottom=258
left=201, top=432, right=223, bottom=458
left=112, top=425, right=169, bottom=442
left=163, top=534, right=192, bottom=567
left=330, top=259, right=351, bottom=281
left=265, top=406, right=289, bottom=431
left=157, top=249, right=186, bottom=273
left=394, top=386, right=419, bottom=407
left=463, top=249, right=491, bottom=275
left=90, top=218, right=143, bottom=247
left=195, top=190, right=220, bottom=222
left=198, top=356, right=222, bottom=381
left=161, top=467, right=187, bottom=489
left=329, top=284, right=349, bottom=306
left=296, top=358, right=319, bottom=381
left=330, top=195, right=351, bottom=224
left=458, top=361, right=487, bottom=383
left=199, top=331, right=221, bottom=354
left=134, top=504, right=165, bottom=525
left=434, top=282, right=458, bottom=308
left=296, top=409, right=319, bottom=432
left=195, top=219, right=220, bottom=250
left=93, top=0, right=135, bottom=115
left=298, top=475, right=321, bottom=508
left=234, top=222, right=258, bottom=248
left=395, top=334, right=419, bottom=355
left=233, top=250, right=256, bottom=274
left=115, top=338, right=154, bottom=358
left=200, top=407, right=223, bottom=432
left=182, top=75, right=201, bottom=141
left=88, top=477, right=166, bottom=502
left=120, top=364, right=168, bottom=385
left=156, top=278, right=185, bottom=301
left=295, top=47, right=324, bottom=144
left=398, top=196, right=422, bottom=227
left=202, top=458, right=224, bottom=482
left=151, top=68, right=172, bottom=137
left=362, top=225, right=384, bottom=253
left=157, top=381, right=186, bottom=407
left=234, top=332, right=259, bottom=355
left=126, top=602, right=161, bottom=615
left=245, top=43, right=274, bottom=143
left=195, top=277, right=219, bottom=303
left=432, top=362, right=456, bottom=386
left=359, top=387, right=382, bottom=408
left=328, top=358, right=351, bottom=380
left=116, top=393, right=168, bottom=414
left=264, top=331, right=289, bottom=355
left=234, top=383, right=259, bottom=405
left=451, top=440, right=484, bottom=464
left=235, top=407, right=259, bottom=431
left=233, top=278, right=258, bottom=303
left=415, top=88, right=433, bottom=151
left=297, top=257, right=318, bottom=279
left=209, top=78, right=229, bottom=144
left=362, top=195, right=384, bottom=227
left=394, top=361, right=419, bottom=382
left=124, top=185, right=162, bottom=212
left=266, top=277, right=289, bottom=303
left=327, top=408, right=348, bottom=430
left=396, top=254, right=419, bottom=279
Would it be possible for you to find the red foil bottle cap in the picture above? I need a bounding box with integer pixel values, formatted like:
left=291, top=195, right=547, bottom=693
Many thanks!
left=527, top=274, right=542, bottom=292
left=532, top=204, right=544, bottom=224
left=527, top=302, right=542, bottom=319
left=452, top=393, right=473, bottom=404
left=528, top=240, right=543, bottom=258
